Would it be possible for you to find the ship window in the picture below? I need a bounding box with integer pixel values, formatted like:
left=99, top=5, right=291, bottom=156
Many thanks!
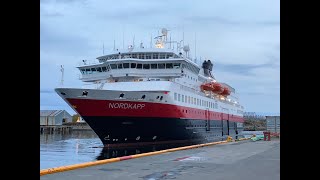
left=160, top=96, right=163, bottom=100
left=91, top=68, right=97, bottom=73
left=174, top=93, right=177, bottom=101
left=151, top=64, right=157, bottom=69
left=185, top=96, right=187, bottom=103
left=119, top=93, right=124, bottom=98
left=141, top=95, right=146, bottom=99
left=96, top=67, right=102, bottom=72
left=132, top=54, right=137, bottom=58
left=178, top=94, right=181, bottom=101
left=182, top=95, right=184, bottom=102
left=158, top=63, right=165, bottom=69
left=146, top=53, right=151, bottom=59
left=153, top=53, right=158, bottom=59
left=139, top=53, right=145, bottom=59
left=166, top=53, right=173, bottom=59
left=159, top=54, right=166, bottom=59
left=215, top=103, right=218, bottom=109
left=80, top=69, right=85, bottom=74
left=123, top=63, right=129, bottom=68
left=156, top=96, right=160, bottom=99
left=165, top=63, right=173, bottom=69
left=173, top=63, right=180, bottom=68
left=110, top=64, right=117, bottom=69
left=102, top=67, right=107, bottom=72
left=117, top=64, right=123, bottom=69
left=131, top=63, right=136, bottom=68
left=156, top=79, right=160, bottom=81
left=137, top=64, right=142, bottom=69
left=143, top=64, right=150, bottom=69
left=194, top=98, right=196, bottom=105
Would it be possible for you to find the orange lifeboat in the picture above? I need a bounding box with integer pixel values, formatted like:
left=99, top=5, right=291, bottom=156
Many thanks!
left=201, top=82, right=224, bottom=94
left=200, top=83, right=213, bottom=91
left=212, top=82, right=224, bottom=94
left=220, top=87, right=231, bottom=96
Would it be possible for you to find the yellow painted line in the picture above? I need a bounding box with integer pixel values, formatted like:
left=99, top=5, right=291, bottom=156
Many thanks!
left=40, top=137, right=250, bottom=176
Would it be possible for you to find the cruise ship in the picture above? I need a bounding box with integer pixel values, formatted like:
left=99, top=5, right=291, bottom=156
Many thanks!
left=55, top=28, right=245, bottom=148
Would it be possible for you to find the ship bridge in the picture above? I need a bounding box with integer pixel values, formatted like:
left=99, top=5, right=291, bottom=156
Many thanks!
left=78, top=51, right=200, bottom=82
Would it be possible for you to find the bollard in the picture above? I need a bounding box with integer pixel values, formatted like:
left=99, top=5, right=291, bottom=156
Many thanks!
left=263, top=131, right=271, bottom=141
left=227, top=136, right=233, bottom=142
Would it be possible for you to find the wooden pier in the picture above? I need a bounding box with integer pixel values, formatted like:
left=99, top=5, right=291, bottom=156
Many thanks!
left=40, top=125, right=72, bottom=134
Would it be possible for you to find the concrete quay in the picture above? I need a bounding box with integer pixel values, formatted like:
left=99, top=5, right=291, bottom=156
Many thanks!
left=41, top=138, right=280, bottom=180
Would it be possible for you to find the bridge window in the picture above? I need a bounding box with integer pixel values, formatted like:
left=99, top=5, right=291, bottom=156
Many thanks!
left=137, top=64, right=142, bottom=69
left=132, top=54, right=137, bottom=58
left=153, top=53, right=158, bottom=59
left=91, top=68, right=97, bottom=74
left=131, top=63, right=136, bottom=68
left=101, top=67, right=107, bottom=72
left=96, top=67, right=102, bottom=72
left=158, top=63, right=165, bottom=69
left=110, top=64, right=117, bottom=69
left=159, top=54, right=166, bottom=59
left=166, top=54, right=173, bottom=59
left=166, top=63, right=173, bottom=69
left=138, top=53, right=144, bottom=59
left=146, top=53, right=152, bottom=59
left=117, top=64, right=123, bottom=69
left=123, top=63, right=129, bottom=68
left=151, top=64, right=157, bottom=69
left=173, top=63, right=180, bottom=69
left=143, top=64, right=150, bottom=69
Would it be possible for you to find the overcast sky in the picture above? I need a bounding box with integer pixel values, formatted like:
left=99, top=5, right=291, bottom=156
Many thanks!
left=40, top=0, right=280, bottom=116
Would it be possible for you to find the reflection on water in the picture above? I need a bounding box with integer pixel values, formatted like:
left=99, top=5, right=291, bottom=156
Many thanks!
left=40, top=131, right=102, bottom=170
left=40, top=131, right=194, bottom=170
left=96, top=143, right=192, bottom=160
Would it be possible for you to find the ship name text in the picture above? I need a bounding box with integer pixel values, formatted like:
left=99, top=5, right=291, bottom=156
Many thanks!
left=108, top=103, right=145, bottom=109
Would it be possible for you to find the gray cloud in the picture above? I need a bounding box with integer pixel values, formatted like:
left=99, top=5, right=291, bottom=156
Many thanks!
left=185, top=16, right=279, bottom=27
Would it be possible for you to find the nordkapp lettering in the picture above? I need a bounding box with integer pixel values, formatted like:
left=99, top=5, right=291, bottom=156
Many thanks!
left=108, top=103, right=145, bottom=109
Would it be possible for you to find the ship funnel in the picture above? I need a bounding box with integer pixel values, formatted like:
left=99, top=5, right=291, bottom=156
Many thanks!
left=202, top=60, right=214, bottom=78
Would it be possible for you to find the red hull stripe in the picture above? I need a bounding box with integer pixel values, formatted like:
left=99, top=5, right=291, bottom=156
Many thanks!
left=67, top=98, right=244, bottom=123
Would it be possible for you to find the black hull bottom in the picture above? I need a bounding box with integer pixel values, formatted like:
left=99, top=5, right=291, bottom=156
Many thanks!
left=83, top=116, right=243, bottom=148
